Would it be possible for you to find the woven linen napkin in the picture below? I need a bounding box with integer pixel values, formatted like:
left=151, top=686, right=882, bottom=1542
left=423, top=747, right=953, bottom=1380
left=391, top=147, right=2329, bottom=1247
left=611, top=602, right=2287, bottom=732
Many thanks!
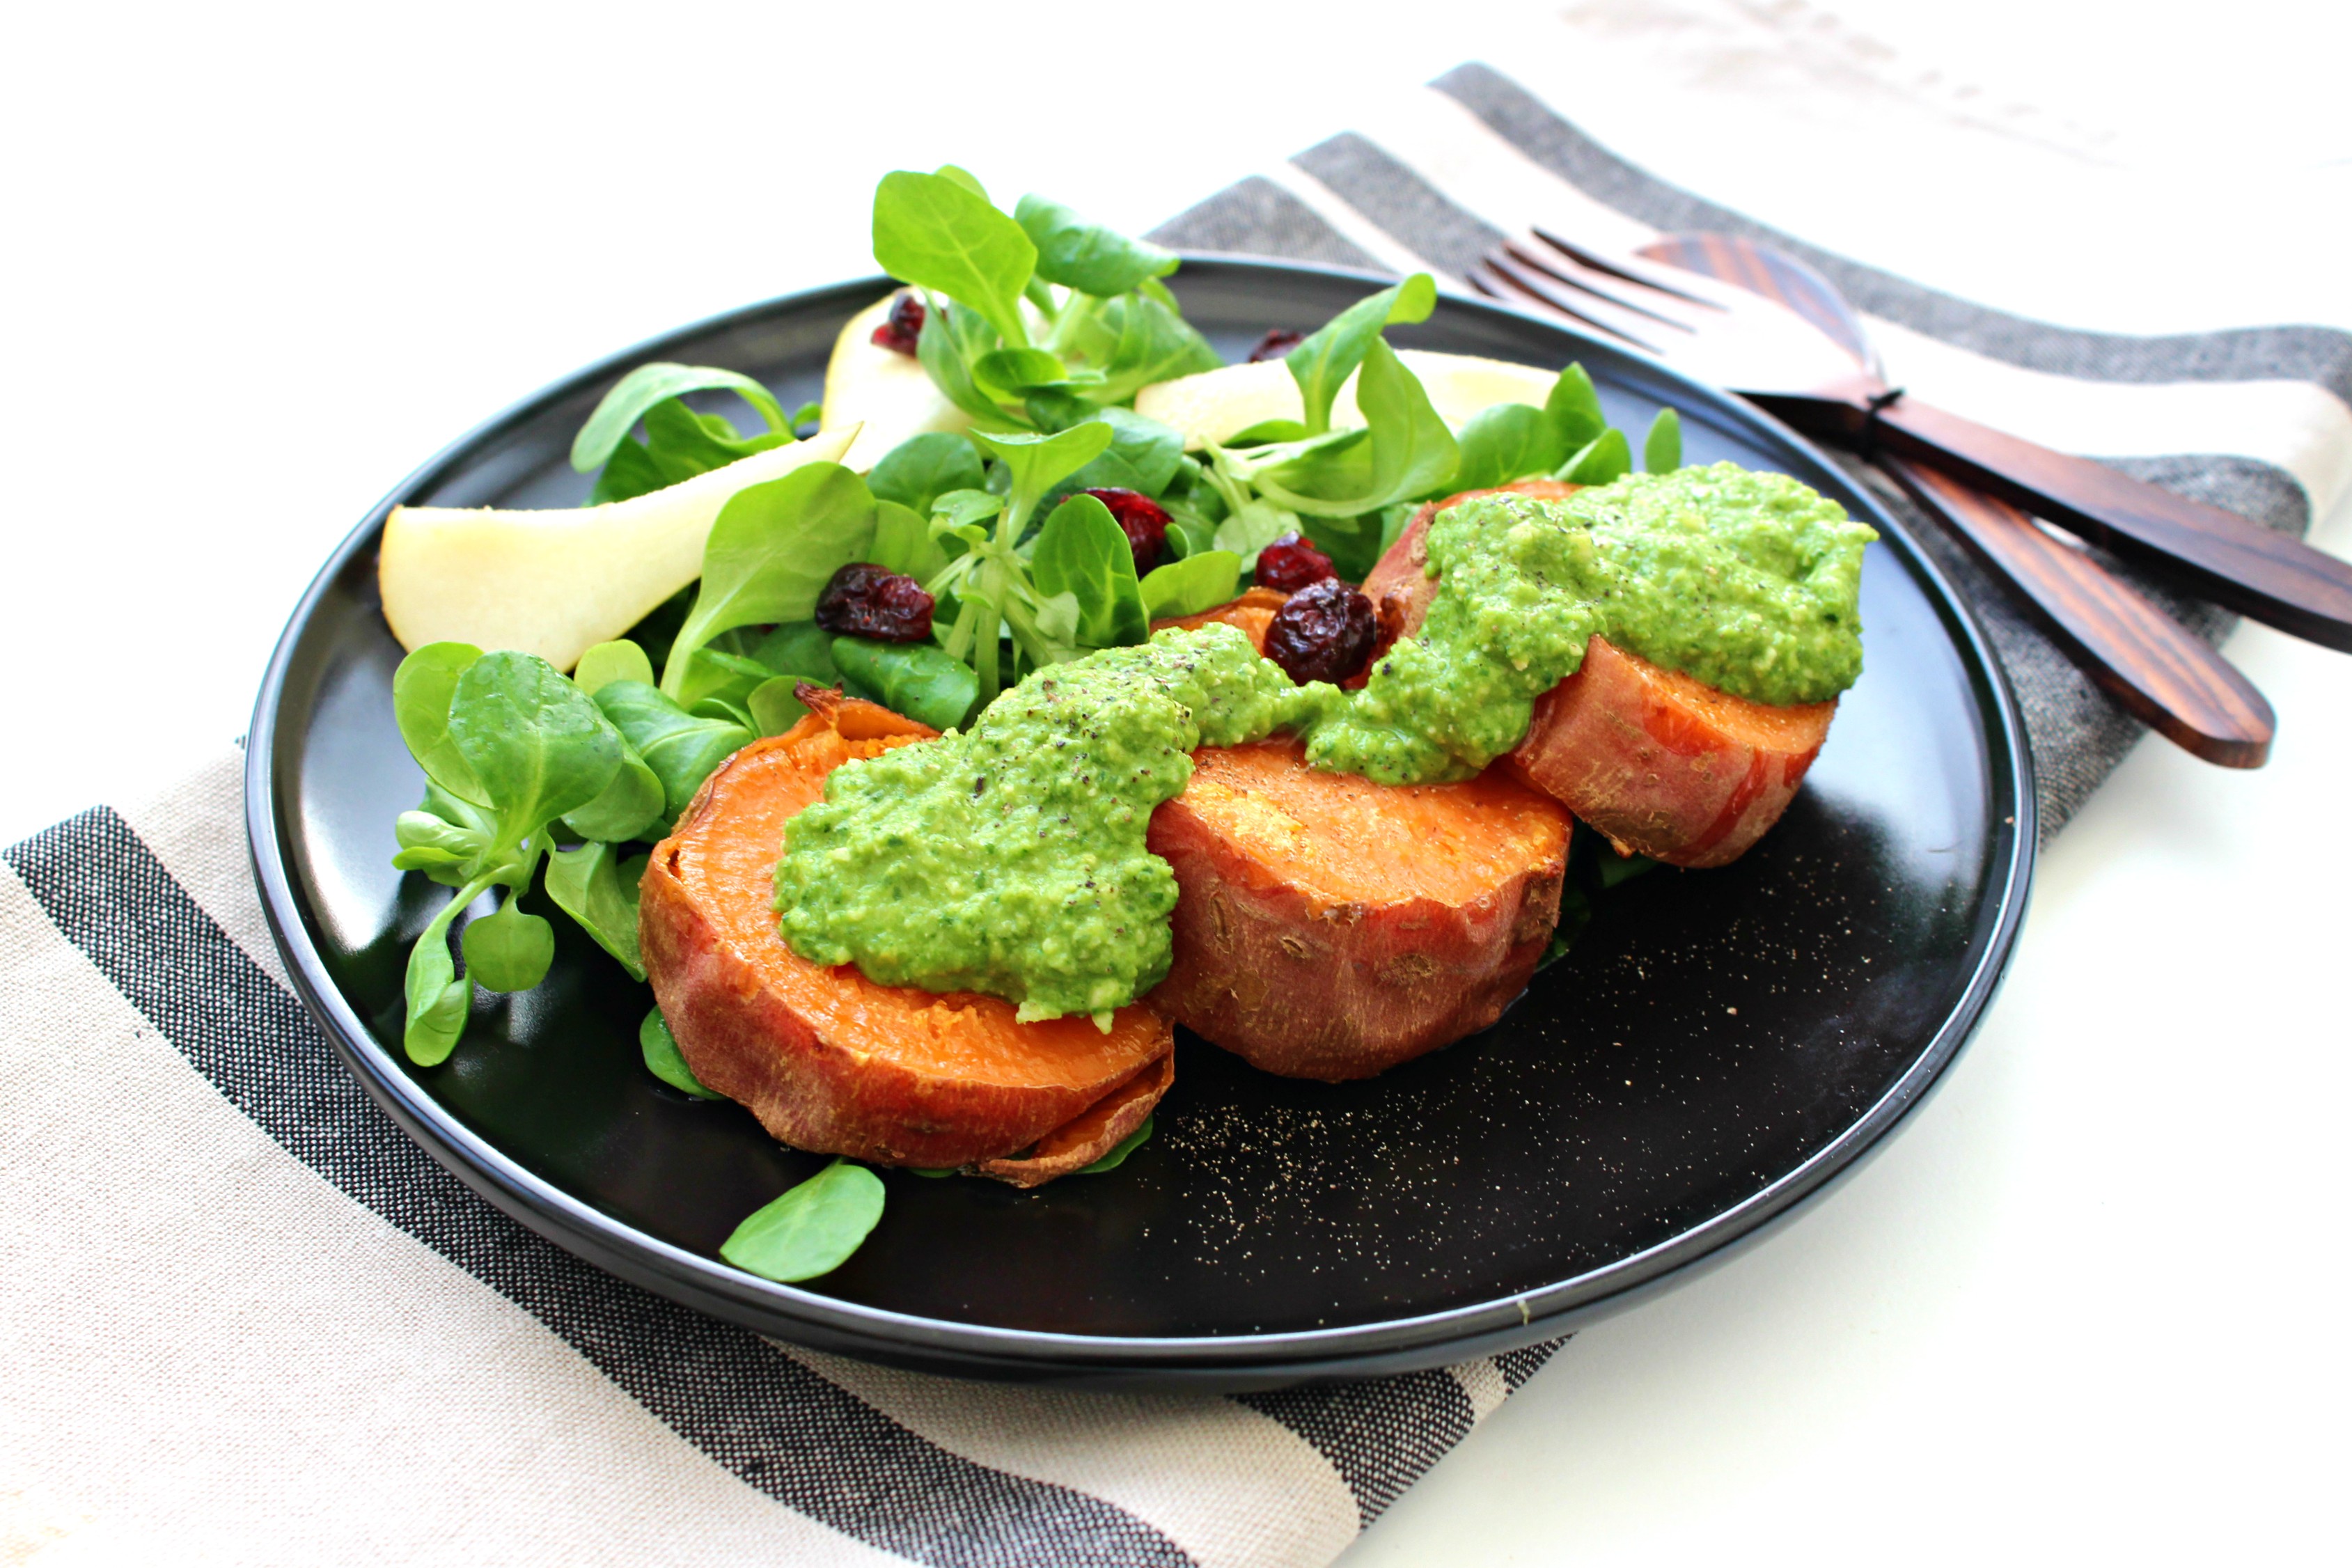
left=1150, top=62, right=2349, bottom=837
left=7, top=52, right=2347, bottom=1568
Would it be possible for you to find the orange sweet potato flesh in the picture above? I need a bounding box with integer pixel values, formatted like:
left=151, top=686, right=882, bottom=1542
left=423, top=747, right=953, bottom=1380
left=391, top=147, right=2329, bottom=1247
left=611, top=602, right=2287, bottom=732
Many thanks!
left=1508, top=636, right=1833, bottom=870
left=638, top=692, right=1175, bottom=1180
left=1361, top=479, right=1835, bottom=870
left=1146, top=738, right=1569, bottom=1081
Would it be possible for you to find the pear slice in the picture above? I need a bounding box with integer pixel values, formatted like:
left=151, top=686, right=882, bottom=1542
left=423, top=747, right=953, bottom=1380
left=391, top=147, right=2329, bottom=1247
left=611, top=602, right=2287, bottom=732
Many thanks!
left=1133, top=350, right=1561, bottom=450
left=820, top=293, right=972, bottom=472
left=379, top=425, right=858, bottom=670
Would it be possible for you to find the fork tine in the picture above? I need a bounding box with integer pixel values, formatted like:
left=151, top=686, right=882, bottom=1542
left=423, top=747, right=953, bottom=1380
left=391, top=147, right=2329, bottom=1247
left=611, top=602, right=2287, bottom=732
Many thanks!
left=1477, top=251, right=1667, bottom=353
left=1468, top=260, right=1619, bottom=338
left=1526, top=225, right=1750, bottom=313
left=1499, top=237, right=1704, bottom=334
left=1466, top=260, right=1569, bottom=322
left=1473, top=256, right=1656, bottom=350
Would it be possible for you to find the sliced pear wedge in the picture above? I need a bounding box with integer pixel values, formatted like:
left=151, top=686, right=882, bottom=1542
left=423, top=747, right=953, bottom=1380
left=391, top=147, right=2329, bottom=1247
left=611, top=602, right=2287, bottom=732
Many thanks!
left=1134, top=350, right=1562, bottom=450
left=379, top=425, right=858, bottom=670
left=821, top=293, right=972, bottom=472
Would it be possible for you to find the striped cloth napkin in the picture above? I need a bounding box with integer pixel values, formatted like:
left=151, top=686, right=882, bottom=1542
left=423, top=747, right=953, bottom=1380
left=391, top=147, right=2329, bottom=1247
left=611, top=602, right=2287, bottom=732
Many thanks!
left=5, top=50, right=2343, bottom=1568
left=1152, top=61, right=2346, bottom=834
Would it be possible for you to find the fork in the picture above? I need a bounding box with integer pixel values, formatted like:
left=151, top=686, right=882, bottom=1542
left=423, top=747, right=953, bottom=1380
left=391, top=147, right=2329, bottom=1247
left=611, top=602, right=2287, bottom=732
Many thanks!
left=1468, top=233, right=2277, bottom=767
left=1470, top=229, right=2352, bottom=657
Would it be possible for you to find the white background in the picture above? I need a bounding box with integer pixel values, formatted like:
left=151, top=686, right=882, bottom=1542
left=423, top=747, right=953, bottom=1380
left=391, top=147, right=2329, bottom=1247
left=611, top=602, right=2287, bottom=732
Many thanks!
left=3, top=2, right=2345, bottom=1562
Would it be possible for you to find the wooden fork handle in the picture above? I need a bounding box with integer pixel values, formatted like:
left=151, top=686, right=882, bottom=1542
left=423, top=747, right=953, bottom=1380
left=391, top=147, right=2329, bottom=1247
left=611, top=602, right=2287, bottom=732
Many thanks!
left=1756, top=389, right=2352, bottom=651
left=1882, top=455, right=2274, bottom=767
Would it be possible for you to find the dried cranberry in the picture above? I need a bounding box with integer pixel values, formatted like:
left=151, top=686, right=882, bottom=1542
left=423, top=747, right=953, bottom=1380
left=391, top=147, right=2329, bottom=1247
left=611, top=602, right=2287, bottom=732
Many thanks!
left=869, top=292, right=925, bottom=356
left=1264, top=578, right=1375, bottom=685
left=815, top=563, right=934, bottom=642
left=1082, top=487, right=1171, bottom=575
left=1248, top=328, right=1304, bottom=363
left=1253, top=533, right=1337, bottom=593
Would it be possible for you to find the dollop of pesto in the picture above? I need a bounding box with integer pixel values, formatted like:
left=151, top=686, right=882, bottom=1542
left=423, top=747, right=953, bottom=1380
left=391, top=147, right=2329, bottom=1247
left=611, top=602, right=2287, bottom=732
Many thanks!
left=771, top=463, right=1870, bottom=1018
left=773, top=624, right=1315, bottom=1024
left=1303, top=464, right=1876, bottom=783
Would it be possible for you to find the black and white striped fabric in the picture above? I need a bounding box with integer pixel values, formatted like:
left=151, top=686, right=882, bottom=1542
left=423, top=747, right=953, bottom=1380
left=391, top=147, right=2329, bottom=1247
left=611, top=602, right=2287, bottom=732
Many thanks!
left=4, top=57, right=2344, bottom=1568
left=1, top=750, right=1556, bottom=1565
left=1152, top=63, right=2350, bottom=834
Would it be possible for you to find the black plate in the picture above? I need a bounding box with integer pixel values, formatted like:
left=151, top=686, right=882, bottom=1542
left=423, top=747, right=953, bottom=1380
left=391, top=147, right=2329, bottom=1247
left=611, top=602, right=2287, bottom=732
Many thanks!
left=246, top=258, right=2032, bottom=1388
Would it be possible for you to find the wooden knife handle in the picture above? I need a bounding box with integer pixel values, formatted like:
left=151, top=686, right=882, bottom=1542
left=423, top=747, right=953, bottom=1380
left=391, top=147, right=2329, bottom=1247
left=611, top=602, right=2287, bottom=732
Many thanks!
left=1782, top=391, right=2352, bottom=651
left=1883, top=455, right=2274, bottom=768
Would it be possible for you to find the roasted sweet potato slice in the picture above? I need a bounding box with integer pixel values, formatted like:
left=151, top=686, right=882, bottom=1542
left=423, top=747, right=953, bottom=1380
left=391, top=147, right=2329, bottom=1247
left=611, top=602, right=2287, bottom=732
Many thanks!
left=1147, top=738, right=1569, bottom=1081
left=978, top=1052, right=1171, bottom=1188
left=1361, top=479, right=1833, bottom=868
left=1507, top=636, right=1833, bottom=870
left=1150, top=585, right=1289, bottom=652
left=639, top=693, right=1175, bottom=1179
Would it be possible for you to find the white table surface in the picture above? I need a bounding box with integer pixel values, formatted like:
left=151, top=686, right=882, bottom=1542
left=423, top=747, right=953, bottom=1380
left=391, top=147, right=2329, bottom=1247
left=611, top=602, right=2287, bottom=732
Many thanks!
left=5, top=3, right=2344, bottom=1562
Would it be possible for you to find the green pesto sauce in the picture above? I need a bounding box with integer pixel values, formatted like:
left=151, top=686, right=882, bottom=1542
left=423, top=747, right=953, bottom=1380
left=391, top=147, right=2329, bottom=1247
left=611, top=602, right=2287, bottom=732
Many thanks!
left=773, top=463, right=1870, bottom=1017
left=773, top=625, right=1313, bottom=1024
left=1303, top=464, right=1876, bottom=783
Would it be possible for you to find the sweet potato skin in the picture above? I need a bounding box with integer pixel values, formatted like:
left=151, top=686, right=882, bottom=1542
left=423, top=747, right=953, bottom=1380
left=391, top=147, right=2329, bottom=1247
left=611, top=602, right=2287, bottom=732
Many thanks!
left=978, top=1052, right=1170, bottom=1187
left=639, top=695, right=1175, bottom=1177
left=1507, top=636, right=1833, bottom=870
left=1147, top=739, right=1569, bottom=1081
left=1361, top=480, right=1833, bottom=868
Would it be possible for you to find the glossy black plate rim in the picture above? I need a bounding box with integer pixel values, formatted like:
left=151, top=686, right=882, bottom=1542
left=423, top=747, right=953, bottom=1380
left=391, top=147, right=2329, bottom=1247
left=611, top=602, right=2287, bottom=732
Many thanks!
left=246, top=256, right=2035, bottom=1386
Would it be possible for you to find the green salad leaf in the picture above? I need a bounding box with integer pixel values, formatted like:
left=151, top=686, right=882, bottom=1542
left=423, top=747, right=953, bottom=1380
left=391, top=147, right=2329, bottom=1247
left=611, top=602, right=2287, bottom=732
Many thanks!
left=459, top=904, right=556, bottom=994
left=1453, top=402, right=1568, bottom=492
left=975, top=346, right=1072, bottom=395
left=1286, top=273, right=1436, bottom=435
left=1246, top=339, right=1458, bottom=518
left=877, top=172, right=1214, bottom=431
left=389, top=648, right=634, bottom=1065
left=640, top=1008, right=723, bottom=1099
left=558, top=746, right=665, bottom=843
left=1031, top=493, right=1149, bottom=648
left=871, top=498, right=951, bottom=585
left=831, top=638, right=978, bottom=732
left=1062, top=291, right=1220, bottom=405
left=750, top=622, right=840, bottom=684
left=868, top=432, right=985, bottom=517
left=1138, top=550, right=1241, bottom=620
left=969, top=424, right=1116, bottom=537
left=544, top=841, right=648, bottom=979
left=1058, top=408, right=1185, bottom=500
left=658, top=463, right=877, bottom=698
left=1545, top=363, right=1607, bottom=452
left=572, top=362, right=789, bottom=472
left=873, top=169, right=1037, bottom=350
left=721, top=1160, right=886, bottom=1283
left=746, top=677, right=812, bottom=737
left=1015, top=194, right=1179, bottom=297
left=391, top=803, right=489, bottom=885
left=1560, top=427, right=1633, bottom=485
left=576, top=372, right=797, bottom=505
left=1212, top=496, right=1302, bottom=570
left=1075, top=1117, right=1154, bottom=1175
left=573, top=639, right=655, bottom=696
left=593, top=681, right=752, bottom=819
left=448, top=652, right=624, bottom=848
left=1644, top=407, right=1682, bottom=472
left=392, top=642, right=489, bottom=806
left=916, top=300, right=1024, bottom=428
left=404, top=920, right=474, bottom=1065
